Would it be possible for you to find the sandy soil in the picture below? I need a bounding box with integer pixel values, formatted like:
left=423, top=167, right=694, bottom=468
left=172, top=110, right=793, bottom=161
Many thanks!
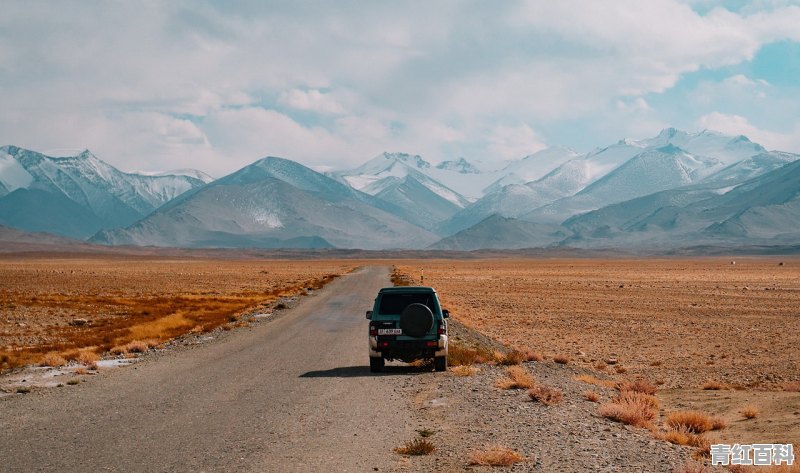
left=395, top=258, right=800, bottom=447
left=0, top=256, right=356, bottom=369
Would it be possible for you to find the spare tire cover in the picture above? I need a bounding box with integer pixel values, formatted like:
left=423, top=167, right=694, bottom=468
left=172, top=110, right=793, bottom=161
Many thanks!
left=400, top=303, right=434, bottom=338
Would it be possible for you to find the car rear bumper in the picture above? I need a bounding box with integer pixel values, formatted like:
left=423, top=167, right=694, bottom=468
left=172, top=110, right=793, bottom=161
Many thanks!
left=369, top=335, right=447, bottom=359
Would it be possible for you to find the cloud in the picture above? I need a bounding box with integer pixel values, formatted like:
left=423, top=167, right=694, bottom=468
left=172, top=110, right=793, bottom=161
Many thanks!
left=698, top=112, right=800, bottom=151
left=277, top=89, right=347, bottom=115
left=1, top=1, right=800, bottom=173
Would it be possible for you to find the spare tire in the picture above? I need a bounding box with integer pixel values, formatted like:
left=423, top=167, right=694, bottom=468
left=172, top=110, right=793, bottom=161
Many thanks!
left=400, top=303, right=434, bottom=338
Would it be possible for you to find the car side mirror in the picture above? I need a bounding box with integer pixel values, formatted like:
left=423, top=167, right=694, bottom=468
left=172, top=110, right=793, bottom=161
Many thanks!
left=366, top=310, right=373, bottom=320
left=442, top=309, right=450, bottom=318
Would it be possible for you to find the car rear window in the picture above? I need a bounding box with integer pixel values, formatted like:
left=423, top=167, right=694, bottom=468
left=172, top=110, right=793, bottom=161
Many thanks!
left=378, top=293, right=437, bottom=315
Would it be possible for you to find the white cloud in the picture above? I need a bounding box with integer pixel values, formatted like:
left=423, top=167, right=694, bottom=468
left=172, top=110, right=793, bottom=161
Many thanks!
left=698, top=112, right=800, bottom=151
left=278, top=89, right=347, bottom=115
left=487, top=124, right=547, bottom=160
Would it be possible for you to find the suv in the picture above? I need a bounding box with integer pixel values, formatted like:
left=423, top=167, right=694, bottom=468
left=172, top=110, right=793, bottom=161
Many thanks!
left=366, top=286, right=449, bottom=373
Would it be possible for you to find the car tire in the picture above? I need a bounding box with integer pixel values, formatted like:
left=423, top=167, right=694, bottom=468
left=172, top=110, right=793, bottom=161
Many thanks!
left=369, top=357, right=384, bottom=373
left=399, top=303, right=434, bottom=338
left=434, top=356, right=447, bottom=372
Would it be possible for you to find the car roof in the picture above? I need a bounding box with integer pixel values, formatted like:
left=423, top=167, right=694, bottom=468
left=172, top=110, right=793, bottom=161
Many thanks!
left=378, top=286, right=437, bottom=294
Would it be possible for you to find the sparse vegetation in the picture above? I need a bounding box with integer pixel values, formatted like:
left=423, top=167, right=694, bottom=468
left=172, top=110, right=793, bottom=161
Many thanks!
left=394, top=438, right=435, bottom=455
left=523, top=349, right=544, bottom=362
left=661, top=428, right=711, bottom=449
left=468, top=446, right=524, bottom=467
left=495, top=365, right=536, bottom=390
left=497, top=349, right=525, bottom=366
left=702, top=380, right=729, bottom=390
left=741, top=406, right=759, bottom=419
left=451, top=365, right=479, bottom=377
left=584, top=390, right=600, bottom=402
left=0, top=259, right=351, bottom=371
left=552, top=354, right=570, bottom=364
left=783, top=381, right=800, bottom=392
left=528, top=385, right=564, bottom=405
left=665, top=411, right=725, bottom=434
left=66, top=379, right=79, bottom=385
left=598, top=391, right=659, bottom=428
left=618, top=379, right=658, bottom=395
left=16, top=386, right=31, bottom=394
left=40, top=353, right=67, bottom=367
left=447, top=341, right=493, bottom=366
left=416, top=428, right=435, bottom=438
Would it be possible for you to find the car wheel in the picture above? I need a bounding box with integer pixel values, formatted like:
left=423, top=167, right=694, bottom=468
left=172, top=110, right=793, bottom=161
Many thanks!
left=434, top=356, right=447, bottom=372
left=369, top=357, right=384, bottom=373
left=399, top=303, right=434, bottom=338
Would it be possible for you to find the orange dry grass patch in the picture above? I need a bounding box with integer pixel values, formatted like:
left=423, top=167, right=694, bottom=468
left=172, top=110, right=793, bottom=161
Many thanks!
left=447, top=342, right=493, bottom=366
left=552, top=354, right=570, bottom=364
left=495, top=366, right=536, bottom=390
left=450, top=365, right=479, bottom=377
left=584, top=390, right=601, bottom=402
left=702, top=380, right=729, bottom=390
left=783, top=381, right=800, bottom=392
left=497, top=350, right=525, bottom=366
left=528, top=385, right=564, bottom=405
left=618, top=379, right=658, bottom=395
left=660, top=428, right=710, bottom=448
left=741, top=406, right=759, bottom=419
left=468, top=446, right=524, bottom=467
left=598, top=391, right=659, bottom=429
left=40, top=352, right=67, bottom=367
left=394, top=438, right=435, bottom=456
left=523, top=349, right=544, bottom=362
left=665, top=411, right=726, bottom=434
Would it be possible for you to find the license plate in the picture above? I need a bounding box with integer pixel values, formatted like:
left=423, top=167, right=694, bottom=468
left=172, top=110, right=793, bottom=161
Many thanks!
left=378, top=328, right=402, bottom=335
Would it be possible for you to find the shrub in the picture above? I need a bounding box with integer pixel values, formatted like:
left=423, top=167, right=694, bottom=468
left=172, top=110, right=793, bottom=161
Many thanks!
left=528, top=385, right=564, bottom=405
left=524, top=349, right=544, bottom=362
left=665, top=411, right=725, bottom=434
left=661, top=428, right=710, bottom=449
left=584, top=390, right=600, bottom=402
left=448, top=342, right=493, bottom=366
left=394, top=438, right=435, bottom=455
left=451, top=365, right=479, bottom=377
left=783, top=381, right=800, bottom=392
left=598, top=391, right=659, bottom=428
left=77, top=350, right=100, bottom=365
left=615, top=365, right=628, bottom=374
left=124, top=340, right=149, bottom=353
left=468, top=446, right=524, bottom=467
left=496, top=366, right=536, bottom=390
left=741, top=406, right=759, bottom=419
left=40, top=353, right=67, bottom=368
left=618, top=380, right=658, bottom=395
left=702, top=380, right=729, bottom=390
left=498, top=350, right=525, bottom=366
left=552, top=354, right=570, bottom=364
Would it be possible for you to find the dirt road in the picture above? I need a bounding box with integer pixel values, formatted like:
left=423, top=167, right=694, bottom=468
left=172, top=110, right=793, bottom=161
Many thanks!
left=0, top=266, right=418, bottom=472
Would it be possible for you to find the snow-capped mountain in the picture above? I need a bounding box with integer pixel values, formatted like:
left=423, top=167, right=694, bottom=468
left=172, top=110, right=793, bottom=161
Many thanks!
left=0, top=146, right=209, bottom=238
left=93, top=156, right=439, bottom=250
left=482, top=147, right=580, bottom=195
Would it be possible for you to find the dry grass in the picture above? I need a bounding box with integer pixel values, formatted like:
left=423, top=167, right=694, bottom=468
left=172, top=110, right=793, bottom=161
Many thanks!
left=661, top=428, right=712, bottom=449
left=702, top=380, right=729, bottom=390
left=394, top=438, right=435, bottom=456
left=528, top=385, right=564, bottom=405
left=467, top=446, right=524, bottom=467
left=76, top=350, right=99, bottom=365
left=741, top=405, right=759, bottom=419
left=523, top=349, right=544, bottom=362
left=552, top=354, right=571, bottom=364
left=0, top=258, right=351, bottom=371
left=615, top=365, right=628, bottom=374
left=495, top=366, right=536, bottom=390
left=40, top=352, right=67, bottom=367
left=451, top=365, right=479, bottom=377
left=665, top=411, right=726, bottom=434
left=447, top=341, right=493, bottom=366
left=574, top=374, right=617, bottom=389
left=598, top=391, right=659, bottom=428
left=497, top=349, right=525, bottom=366
left=123, top=340, right=149, bottom=354
left=783, top=381, right=800, bottom=392
left=618, top=379, right=658, bottom=395
left=584, top=390, right=600, bottom=402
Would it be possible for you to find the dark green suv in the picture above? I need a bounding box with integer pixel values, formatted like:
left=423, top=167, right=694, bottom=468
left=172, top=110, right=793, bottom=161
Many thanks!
left=366, top=286, right=449, bottom=373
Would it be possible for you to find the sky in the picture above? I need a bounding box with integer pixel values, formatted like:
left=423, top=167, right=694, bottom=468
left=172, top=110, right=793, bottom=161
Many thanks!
left=2, top=0, right=800, bottom=177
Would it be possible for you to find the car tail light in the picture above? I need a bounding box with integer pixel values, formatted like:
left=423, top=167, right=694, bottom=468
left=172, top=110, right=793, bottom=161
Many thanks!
left=438, top=324, right=446, bottom=335
left=369, top=327, right=377, bottom=336
left=379, top=341, right=390, bottom=348
left=425, top=341, right=438, bottom=347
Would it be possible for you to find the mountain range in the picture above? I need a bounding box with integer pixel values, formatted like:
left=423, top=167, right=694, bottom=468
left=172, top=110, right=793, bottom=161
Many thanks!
left=1, top=127, right=798, bottom=251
